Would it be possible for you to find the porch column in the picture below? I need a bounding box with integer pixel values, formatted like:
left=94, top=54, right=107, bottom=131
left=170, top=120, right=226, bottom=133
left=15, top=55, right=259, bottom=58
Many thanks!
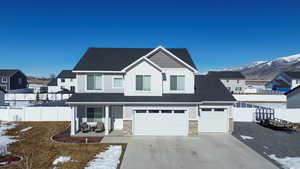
left=105, top=105, right=109, bottom=135
left=71, top=106, right=77, bottom=136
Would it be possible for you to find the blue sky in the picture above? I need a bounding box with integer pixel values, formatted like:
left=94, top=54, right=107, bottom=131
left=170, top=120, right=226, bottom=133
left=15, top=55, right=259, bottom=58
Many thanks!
left=0, top=0, right=300, bottom=77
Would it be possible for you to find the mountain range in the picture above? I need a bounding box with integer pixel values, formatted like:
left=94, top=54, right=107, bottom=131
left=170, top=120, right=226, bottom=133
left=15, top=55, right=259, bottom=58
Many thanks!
left=224, top=53, right=300, bottom=80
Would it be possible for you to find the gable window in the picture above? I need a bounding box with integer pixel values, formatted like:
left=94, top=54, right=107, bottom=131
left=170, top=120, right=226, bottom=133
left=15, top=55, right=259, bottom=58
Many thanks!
left=170, top=75, right=185, bottom=91
left=136, top=75, right=151, bottom=91
left=61, top=78, right=65, bottom=83
left=87, top=74, right=103, bottom=90
left=113, top=77, right=123, bottom=88
left=2, top=77, right=7, bottom=83
left=87, top=107, right=104, bottom=122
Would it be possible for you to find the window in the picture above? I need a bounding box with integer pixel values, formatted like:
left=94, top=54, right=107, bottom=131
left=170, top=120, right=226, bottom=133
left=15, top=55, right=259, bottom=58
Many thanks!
left=170, top=75, right=185, bottom=91
left=297, top=80, right=300, bottom=84
left=237, top=80, right=240, bottom=83
left=149, top=110, right=159, bottom=113
left=1, top=77, right=7, bottom=83
left=235, top=87, right=242, bottom=91
left=87, top=107, right=104, bottom=122
left=87, top=74, right=102, bottom=90
left=113, top=78, right=123, bottom=88
left=136, top=110, right=147, bottom=113
left=201, top=108, right=212, bottom=111
left=0, top=85, right=7, bottom=91
left=61, top=78, right=65, bottom=83
left=161, top=110, right=172, bottom=113
left=214, top=108, right=225, bottom=112
left=18, top=78, right=22, bottom=85
left=136, top=75, right=151, bottom=91
left=70, top=86, right=75, bottom=92
left=226, top=80, right=229, bottom=83
left=174, top=110, right=185, bottom=114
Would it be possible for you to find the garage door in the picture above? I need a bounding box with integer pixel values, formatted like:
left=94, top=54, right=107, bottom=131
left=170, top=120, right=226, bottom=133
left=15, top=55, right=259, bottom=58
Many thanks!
left=199, top=108, right=228, bottom=132
left=134, top=110, right=188, bottom=136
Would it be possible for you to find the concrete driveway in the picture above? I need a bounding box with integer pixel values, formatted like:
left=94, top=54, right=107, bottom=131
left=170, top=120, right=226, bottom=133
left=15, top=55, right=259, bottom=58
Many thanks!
left=102, top=134, right=279, bottom=169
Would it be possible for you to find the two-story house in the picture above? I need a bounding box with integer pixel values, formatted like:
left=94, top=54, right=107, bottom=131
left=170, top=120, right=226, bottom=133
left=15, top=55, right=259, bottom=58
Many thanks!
left=207, top=71, right=247, bottom=93
left=266, top=71, right=300, bottom=91
left=0, top=69, right=28, bottom=91
left=67, top=46, right=236, bottom=136
left=48, top=70, right=77, bottom=93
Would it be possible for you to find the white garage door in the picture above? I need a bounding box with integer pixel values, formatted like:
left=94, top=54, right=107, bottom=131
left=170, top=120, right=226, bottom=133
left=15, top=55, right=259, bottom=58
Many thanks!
left=134, top=110, right=188, bottom=136
left=199, top=108, right=228, bottom=133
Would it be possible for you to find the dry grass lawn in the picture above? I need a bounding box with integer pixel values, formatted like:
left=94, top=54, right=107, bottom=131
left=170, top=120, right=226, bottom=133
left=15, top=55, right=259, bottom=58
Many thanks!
left=3, top=122, right=126, bottom=169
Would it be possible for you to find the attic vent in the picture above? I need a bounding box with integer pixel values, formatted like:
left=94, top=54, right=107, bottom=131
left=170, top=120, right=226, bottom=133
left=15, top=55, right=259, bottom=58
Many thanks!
left=162, top=73, right=167, bottom=81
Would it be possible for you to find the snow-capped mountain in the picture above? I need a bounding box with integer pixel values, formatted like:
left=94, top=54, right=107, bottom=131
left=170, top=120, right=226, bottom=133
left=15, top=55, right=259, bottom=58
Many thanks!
left=225, top=53, right=300, bottom=80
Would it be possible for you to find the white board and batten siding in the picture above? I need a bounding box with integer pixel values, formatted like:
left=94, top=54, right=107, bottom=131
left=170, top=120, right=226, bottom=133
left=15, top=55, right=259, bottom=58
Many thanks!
left=0, top=107, right=73, bottom=122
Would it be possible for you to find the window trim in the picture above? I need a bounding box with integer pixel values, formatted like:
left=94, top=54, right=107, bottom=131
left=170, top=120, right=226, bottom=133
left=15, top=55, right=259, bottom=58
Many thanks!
left=170, top=75, right=185, bottom=91
left=112, top=77, right=123, bottom=89
left=135, top=75, right=151, bottom=92
left=86, top=74, right=104, bottom=91
left=1, top=77, right=7, bottom=83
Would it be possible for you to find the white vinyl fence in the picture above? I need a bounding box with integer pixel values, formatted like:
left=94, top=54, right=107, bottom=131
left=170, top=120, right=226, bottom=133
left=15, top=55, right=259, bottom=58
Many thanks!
left=0, top=106, right=73, bottom=122
left=232, top=107, right=300, bottom=123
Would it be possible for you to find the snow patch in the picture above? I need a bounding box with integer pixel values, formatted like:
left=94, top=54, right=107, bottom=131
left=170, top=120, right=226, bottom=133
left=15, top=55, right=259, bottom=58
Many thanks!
left=268, top=154, right=300, bottom=169
left=240, top=135, right=254, bottom=140
left=85, top=145, right=122, bottom=169
left=20, top=127, right=32, bottom=133
left=52, top=156, right=72, bottom=165
left=0, top=122, right=17, bottom=155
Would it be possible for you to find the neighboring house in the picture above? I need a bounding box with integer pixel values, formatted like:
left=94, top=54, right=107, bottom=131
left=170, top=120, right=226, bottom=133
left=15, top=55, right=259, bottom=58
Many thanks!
left=285, top=85, right=300, bottom=109
left=67, top=46, right=236, bottom=136
left=266, top=71, right=300, bottom=91
left=0, top=88, right=6, bottom=106
left=207, top=71, right=247, bottom=93
left=48, top=70, right=77, bottom=93
left=0, top=69, right=28, bottom=91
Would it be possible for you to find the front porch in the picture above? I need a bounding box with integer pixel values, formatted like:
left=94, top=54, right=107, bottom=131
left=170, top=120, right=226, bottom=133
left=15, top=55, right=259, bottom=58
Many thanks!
left=71, top=105, right=124, bottom=136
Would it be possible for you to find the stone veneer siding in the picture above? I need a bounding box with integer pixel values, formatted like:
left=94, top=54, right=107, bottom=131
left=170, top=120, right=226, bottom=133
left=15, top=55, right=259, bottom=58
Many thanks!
left=188, top=120, right=198, bottom=136
left=123, top=120, right=132, bottom=136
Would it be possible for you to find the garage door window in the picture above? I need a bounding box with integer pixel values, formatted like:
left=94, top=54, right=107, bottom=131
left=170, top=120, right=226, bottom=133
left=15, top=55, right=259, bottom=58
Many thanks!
left=214, top=108, right=225, bottom=112
left=201, top=108, right=212, bottom=111
left=161, top=110, right=172, bottom=113
left=149, top=110, right=159, bottom=113
left=136, top=110, right=147, bottom=113
left=174, top=110, right=185, bottom=114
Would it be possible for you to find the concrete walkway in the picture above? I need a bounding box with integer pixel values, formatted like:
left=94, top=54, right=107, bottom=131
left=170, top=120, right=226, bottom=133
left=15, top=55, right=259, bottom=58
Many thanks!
left=102, top=134, right=279, bottom=169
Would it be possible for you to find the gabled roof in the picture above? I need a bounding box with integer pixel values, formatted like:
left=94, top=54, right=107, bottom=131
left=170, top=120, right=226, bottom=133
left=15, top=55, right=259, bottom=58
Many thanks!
left=283, top=71, right=300, bottom=79
left=73, top=47, right=197, bottom=71
left=207, top=71, right=245, bottom=79
left=47, top=78, right=57, bottom=86
left=285, top=85, right=300, bottom=96
left=0, top=69, right=20, bottom=77
left=57, top=70, right=76, bottom=78
left=67, top=75, right=235, bottom=104
left=273, top=79, right=290, bottom=88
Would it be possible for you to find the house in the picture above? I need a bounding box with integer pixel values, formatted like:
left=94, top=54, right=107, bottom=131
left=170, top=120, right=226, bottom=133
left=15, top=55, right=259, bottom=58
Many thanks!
left=67, top=46, right=236, bottom=136
left=207, top=71, right=247, bottom=93
left=285, top=85, right=300, bottom=109
left=266, top=71, right=300, bottom=91
left=0, top=88, right=6, bottom=106
left=0, top=69, right=28, bottom=91
left=48, top=70, right=77, bottom=93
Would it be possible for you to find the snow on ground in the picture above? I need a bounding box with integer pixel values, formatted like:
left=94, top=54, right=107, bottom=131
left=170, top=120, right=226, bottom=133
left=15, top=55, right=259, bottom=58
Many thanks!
left=52, top=156, right=72, bottom=165
left=268, top=154, right=300, bottom=169
left=240, top=135, right=254, bottom=140
left=0, top=122, right=17, bottom=155
left=20, top=127, right=32, bottom=133
left=85, top=145, right=122, bottom=169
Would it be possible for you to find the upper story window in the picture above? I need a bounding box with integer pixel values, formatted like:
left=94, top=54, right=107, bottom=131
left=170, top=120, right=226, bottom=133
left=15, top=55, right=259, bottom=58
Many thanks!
left=170, top=75, right=185, bottom=91
left=61, top=78, right=65, bottom=83
left=87, top=74, right=103, bottom=90
left=136, top=75, right=151, bottom=91
left=113, top=77, right=123, bottom=88
left=2, top=77, right=7, bottom=83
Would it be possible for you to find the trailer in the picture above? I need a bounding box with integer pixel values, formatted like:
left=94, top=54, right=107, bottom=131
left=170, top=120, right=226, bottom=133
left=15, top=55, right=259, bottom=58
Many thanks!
left=255, top=108, right=297, bottom=131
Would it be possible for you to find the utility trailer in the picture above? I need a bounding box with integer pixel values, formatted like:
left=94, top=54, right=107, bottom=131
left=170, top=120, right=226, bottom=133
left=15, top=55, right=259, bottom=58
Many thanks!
left=255, top=108, right=297, bottom=131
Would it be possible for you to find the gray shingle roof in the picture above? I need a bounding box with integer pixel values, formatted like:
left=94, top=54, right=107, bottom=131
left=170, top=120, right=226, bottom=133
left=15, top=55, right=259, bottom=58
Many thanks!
left=68, top=75, right=235, bottom=103
left=0, top=69, right=20, bottom=77
left=57, top=70, right=76, bottom=78
left=207, top=71, right=245, bottom=79
left=47, top=78, right=57, bottom=86
left=274, top=79, right=290, bottom=88
left=285, top=85, right=300, bottom=96
left=284, top=71, right=300, bottom=79
left=73, top=48, right=197, bottom=71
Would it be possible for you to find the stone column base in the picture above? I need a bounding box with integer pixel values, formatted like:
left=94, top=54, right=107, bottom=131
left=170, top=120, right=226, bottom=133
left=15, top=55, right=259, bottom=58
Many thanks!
left=123, top=120, right=132, bottom=136
left=188, top=120, right=198, bottom=136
